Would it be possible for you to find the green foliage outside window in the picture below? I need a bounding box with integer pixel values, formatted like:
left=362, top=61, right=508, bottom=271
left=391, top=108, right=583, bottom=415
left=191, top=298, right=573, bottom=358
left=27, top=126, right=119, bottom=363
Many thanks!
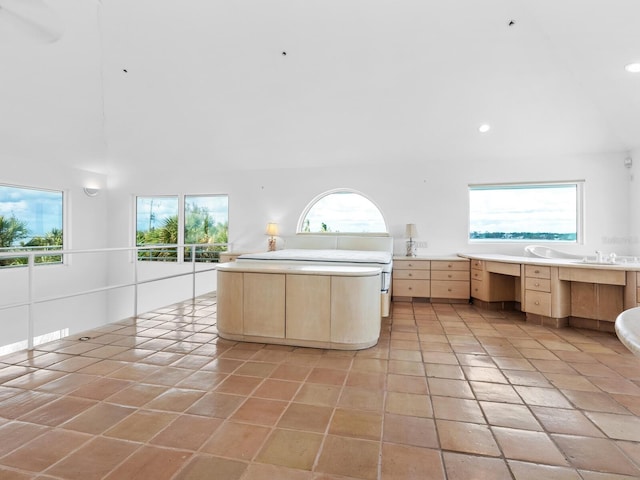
left=0, top=184, right=64, bottom=268
left=136, top=195, right=228, bottom=262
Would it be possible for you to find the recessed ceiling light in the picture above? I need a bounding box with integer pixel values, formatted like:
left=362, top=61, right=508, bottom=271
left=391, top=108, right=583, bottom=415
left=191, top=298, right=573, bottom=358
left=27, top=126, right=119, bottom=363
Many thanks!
left=478, top=124, right=491, bottom=133
left=625, top=63, right=640, bottom=73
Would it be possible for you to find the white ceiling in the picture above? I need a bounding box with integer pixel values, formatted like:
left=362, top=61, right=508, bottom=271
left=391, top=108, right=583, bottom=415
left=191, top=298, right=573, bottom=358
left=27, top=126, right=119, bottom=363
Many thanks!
left=2, top=0, right=639, bottom=174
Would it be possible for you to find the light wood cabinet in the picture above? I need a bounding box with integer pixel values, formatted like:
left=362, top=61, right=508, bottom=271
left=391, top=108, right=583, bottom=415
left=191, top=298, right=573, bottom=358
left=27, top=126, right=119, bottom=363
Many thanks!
left=623, top=272, right=640, bottom=309
left=392, top=258, right=470, bottom=302
left=470, top=259, right=515, bottom=303
left=523, top=265, right=570, bottom=323
left=471, top=260, right=488, bottom=301
left=523, top=265, right=552, bottom=316
left=217, top=263, right=381, bottom=350
left=393, top=259, right=431, bottom=298
left=286, top=274, right=331, bottom=342
left=431, top=260, right=470, bottom=300
left=571, top=283, right=624, bottom=322
left=244, top=273, right=285, bottom=338
left=462, top=254, right=640, bottom=332
left=216, top=271, right=243, bottom=335
left=557, top=267, right=625, bottom=322
left=331, top=275, right=382, bottom=343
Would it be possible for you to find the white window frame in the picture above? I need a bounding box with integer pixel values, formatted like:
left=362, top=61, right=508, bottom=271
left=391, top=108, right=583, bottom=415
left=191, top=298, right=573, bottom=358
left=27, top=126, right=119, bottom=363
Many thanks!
left=468, top=181, right=584, bottom=244
left=297, top=188, right=388, bottom=234
left=0, top=183, right=65, bottom=268
left=135, top=194, right=229, bottom=262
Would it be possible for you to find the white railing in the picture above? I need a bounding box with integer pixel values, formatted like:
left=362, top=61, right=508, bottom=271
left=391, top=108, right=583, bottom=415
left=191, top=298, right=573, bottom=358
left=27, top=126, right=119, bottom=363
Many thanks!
left=0, top=243, right=227, bottom=351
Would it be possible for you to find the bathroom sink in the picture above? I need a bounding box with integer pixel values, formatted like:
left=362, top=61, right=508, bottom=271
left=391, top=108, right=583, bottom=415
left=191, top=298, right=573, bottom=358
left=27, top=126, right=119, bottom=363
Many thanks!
left=524, top=245, right=585, bottom=260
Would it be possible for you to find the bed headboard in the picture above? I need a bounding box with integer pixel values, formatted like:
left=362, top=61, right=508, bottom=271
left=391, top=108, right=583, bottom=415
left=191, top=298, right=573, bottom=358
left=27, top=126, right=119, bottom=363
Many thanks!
left=283, top=235, right=393, bottom=253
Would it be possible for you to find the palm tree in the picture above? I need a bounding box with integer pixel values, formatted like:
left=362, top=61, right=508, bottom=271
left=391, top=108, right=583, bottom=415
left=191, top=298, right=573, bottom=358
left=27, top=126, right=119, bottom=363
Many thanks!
left=0, top=215, right=29, bottom=248
left=0, top=215, right=29, bottom=266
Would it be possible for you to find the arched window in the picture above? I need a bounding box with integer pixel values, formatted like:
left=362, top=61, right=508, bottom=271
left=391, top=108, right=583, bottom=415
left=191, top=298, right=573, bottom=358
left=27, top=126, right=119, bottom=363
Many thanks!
left=298, top=189, right=388, bottom=234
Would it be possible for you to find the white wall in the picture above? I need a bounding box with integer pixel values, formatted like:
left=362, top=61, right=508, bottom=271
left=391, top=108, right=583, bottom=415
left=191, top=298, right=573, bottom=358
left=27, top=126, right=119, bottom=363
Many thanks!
left=0, top=0, right=106, bottom=174
left=629, top=148, right=640, bottom=256
left=0, top=159, right=110, bottom=348
left=106, top=150, right=632, bottom=263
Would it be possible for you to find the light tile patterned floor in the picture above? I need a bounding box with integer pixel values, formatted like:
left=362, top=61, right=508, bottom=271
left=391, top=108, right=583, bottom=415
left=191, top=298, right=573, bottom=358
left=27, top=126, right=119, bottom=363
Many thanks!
left=1, top=295, right=640, bottom=479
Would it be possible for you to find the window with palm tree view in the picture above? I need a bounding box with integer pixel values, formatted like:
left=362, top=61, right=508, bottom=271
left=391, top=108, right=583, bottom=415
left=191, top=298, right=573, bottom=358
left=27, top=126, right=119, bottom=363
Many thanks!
left=136, top=194, right=228, bottom=261
left=0, top=184, right=63, bottom=268
left=299, top=190, right=387, bottom=233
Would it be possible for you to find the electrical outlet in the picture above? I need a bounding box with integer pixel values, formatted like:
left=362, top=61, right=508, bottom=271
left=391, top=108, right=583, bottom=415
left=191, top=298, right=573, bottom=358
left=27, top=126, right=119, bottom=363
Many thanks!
left=415, top=241, right=428, bottom=248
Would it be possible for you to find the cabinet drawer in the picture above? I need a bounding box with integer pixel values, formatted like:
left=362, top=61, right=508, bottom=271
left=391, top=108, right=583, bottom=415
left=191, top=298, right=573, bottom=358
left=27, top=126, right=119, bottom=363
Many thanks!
left=432, top=270, right=469, bottom=281
left=393, top=279, right=430, bottom=297
left=525, top=277, right=551, bottom=293
left=471, top=279, right=488, bottom=300
left=471, top=270, right=485, bottom=281
left=471, top=260, right=484, bottom=270
left=431, top=281, right=470, bottom=299
left=525, top=290, right=551, bottom=316
left=525, top=265, right=551, bottom=279
left=394, top=260, right=430, bottom=270
left=393, top=269, right=430, bottom=280
left=431, top=260, right=470, bottom=272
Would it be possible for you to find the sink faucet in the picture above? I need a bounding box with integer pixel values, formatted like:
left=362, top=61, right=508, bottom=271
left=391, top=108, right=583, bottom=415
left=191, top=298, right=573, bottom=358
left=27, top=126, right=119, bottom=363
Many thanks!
left=595, top=250, right=604, bottom=263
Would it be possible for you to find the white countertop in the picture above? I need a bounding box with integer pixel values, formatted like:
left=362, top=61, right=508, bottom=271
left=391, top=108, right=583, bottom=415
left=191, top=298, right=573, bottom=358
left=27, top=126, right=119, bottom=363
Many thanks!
left=217, top=262, right=382, bottom=276
left=458, top=253, right=640, bottom=271
left=394, top=255, right=467, bottom=261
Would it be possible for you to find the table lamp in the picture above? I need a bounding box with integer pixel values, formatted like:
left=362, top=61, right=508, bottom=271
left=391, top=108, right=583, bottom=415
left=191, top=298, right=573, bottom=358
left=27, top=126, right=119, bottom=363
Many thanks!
left=266, top=223, right=278, bottom=251
left=405, top=223, right=418, bottom=257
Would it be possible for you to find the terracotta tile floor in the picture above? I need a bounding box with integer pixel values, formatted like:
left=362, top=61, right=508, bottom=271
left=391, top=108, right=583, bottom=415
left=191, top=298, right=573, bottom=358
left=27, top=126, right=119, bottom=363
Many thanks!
left=1, top=296, right=640, bottom=479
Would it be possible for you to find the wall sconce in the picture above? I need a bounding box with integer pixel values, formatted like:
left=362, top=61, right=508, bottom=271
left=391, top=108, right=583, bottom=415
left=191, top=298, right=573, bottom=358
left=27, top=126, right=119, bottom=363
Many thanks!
left=265, top=222, right=278, bottom=251
left=83, top=187, right=100, bottom=197
left=405, top=223, right=418, bottom=257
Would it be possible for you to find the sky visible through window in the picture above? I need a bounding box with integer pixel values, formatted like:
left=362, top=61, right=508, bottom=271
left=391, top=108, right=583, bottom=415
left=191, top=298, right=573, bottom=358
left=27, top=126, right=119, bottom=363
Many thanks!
left=301, top=191, right=387, bottom=233
left=0, top=185, right=63, bottom=242
left=469, top=184, right=578, bottom=241
left=136, top=196, right=178, bottom=233
left=136, top=196, right=229, bottom=234
left=185, top=196, right=229, bottom=228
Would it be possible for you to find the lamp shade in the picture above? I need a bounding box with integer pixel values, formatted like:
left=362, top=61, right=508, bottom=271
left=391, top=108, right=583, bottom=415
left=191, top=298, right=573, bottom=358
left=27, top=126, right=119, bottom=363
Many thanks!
left=265, top=223, right=279, bottom=236
left=405, top=223, right=418, bottom=238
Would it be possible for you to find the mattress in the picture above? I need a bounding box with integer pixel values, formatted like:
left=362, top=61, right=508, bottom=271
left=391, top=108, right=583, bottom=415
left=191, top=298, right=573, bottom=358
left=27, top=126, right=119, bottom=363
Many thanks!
left=236, top=249, right=393, bottom=292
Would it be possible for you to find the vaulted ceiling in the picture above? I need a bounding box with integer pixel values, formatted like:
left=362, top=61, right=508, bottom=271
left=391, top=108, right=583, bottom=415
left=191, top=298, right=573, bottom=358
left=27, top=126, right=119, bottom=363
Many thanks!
left=2, top=0, right=639, bottom=175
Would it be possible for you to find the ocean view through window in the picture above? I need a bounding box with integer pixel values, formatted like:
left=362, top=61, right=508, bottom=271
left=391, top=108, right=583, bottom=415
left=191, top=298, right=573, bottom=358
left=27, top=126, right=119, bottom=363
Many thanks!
left=469, top=182, right=582, bottom=243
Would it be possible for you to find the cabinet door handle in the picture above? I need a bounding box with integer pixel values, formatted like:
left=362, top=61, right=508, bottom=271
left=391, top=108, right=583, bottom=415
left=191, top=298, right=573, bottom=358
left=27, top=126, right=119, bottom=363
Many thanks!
left=535, top=282, right=540, bottom=287
left=447, top=264, right=453, bottom=268
left=448, top=274, right=452, bottom=278
left=408, top=273, right=413, bottom=277
left=408, top=263, right=413, bottom=267
left=534, top=269, right=540, bottom=274
left=534, top=301, right=540, bottom=305
left=448, top=288, right=452, bottom=292
left=408, top=287, right=413, bottom=290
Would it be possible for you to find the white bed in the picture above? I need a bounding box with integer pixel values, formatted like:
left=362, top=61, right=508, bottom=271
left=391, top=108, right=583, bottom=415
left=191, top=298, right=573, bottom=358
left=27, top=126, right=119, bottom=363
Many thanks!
left=236, top=234, right=393, bottom=317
